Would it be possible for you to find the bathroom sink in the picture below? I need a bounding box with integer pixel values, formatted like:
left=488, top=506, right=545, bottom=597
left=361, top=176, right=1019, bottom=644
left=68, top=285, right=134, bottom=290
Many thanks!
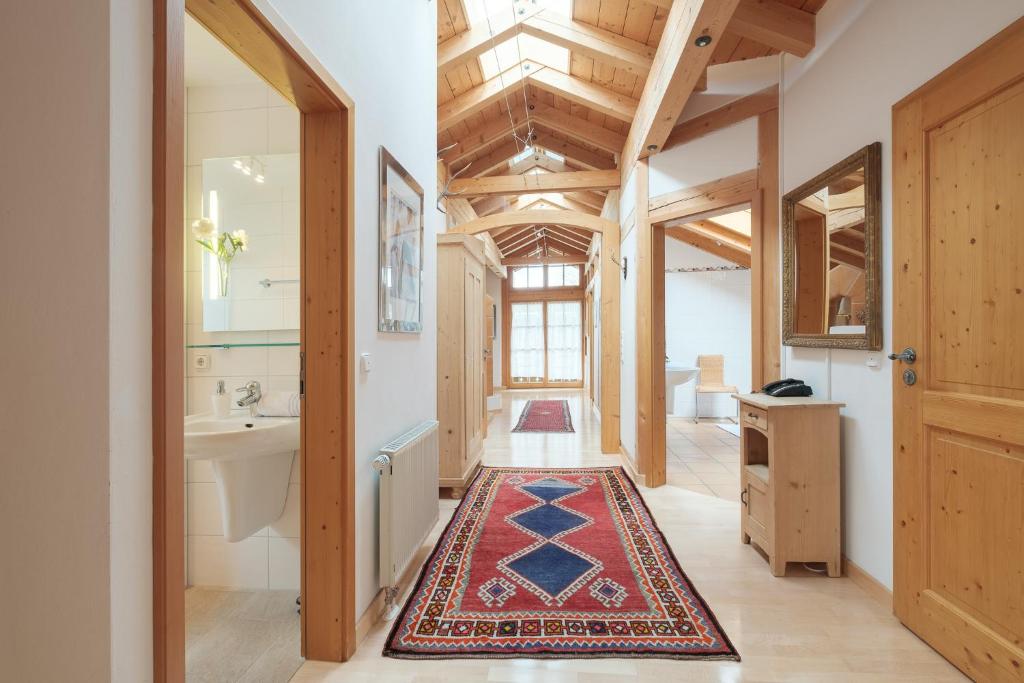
left=666, top=365, right=699, bottom=417
left=184, top=414, right=299, bottom=461
left=185, top=413, right=299, bottom=542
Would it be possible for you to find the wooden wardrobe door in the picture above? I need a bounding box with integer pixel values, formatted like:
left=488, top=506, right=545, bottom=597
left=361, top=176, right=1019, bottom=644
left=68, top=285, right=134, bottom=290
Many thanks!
left=464, top=259, right=485, bottom=461
left=892, top=18, right=1024, bottom=682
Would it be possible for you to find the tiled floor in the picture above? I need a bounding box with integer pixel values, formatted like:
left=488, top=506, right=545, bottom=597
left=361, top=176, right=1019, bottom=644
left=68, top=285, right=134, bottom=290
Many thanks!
left=666, top=417, right=742, bottom=502
left=186, top=587, right=302, bottom=683
left=291, top=389, right=966, bottom=682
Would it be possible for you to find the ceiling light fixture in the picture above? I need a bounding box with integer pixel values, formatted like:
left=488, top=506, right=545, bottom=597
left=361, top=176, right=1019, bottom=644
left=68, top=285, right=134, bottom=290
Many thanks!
left=694, top=34, right=712, bottom=48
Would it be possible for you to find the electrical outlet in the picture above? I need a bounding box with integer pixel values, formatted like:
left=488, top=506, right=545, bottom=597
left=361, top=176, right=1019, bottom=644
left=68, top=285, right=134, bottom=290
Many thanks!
left=194, top=353, right=211, bottom=371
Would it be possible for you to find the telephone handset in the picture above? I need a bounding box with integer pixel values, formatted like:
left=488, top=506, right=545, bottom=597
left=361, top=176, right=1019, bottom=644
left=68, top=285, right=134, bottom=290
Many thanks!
left=759, top=378, right=813, bottom=397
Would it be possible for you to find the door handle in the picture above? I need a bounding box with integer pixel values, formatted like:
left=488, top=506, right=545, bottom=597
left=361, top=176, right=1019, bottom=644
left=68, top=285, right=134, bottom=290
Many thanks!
left=888, top=347, right=917, bottom=364
left=741, top=488, right=748, bottom=507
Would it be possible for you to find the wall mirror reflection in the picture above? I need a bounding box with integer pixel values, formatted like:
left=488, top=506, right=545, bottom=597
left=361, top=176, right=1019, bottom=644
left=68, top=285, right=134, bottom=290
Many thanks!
left=196, top=152, right=300, bottom=332
left=782, top=142, right=882, bottom=350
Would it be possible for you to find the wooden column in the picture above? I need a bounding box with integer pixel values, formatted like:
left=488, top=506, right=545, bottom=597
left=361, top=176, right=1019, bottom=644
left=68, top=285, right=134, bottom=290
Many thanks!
left=752, top=107, right=781, bottom=386
left=599, top=224, right=621, bottom=455
left=152, top=1, right=186, bottom=680
left=634, top=160, right=666, bottom=487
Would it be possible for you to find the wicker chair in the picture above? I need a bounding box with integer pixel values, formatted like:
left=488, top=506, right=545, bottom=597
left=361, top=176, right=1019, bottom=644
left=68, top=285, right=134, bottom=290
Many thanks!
left=695, top=354, right=738, bottom=423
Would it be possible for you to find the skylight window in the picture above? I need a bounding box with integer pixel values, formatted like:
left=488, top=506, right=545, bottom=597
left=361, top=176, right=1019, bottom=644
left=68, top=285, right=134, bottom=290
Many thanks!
left=511, top=146, right=535, bottom=165
left=466, top=0, right=572, bottom=80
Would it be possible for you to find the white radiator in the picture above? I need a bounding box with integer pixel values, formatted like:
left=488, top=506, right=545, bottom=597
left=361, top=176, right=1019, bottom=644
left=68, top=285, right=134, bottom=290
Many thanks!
left=373, top=420, right=440, bottom=590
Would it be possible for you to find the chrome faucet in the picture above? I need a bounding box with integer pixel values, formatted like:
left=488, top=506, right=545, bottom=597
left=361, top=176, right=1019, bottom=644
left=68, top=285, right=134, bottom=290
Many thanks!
left=235, top=380, right=262, bottom=416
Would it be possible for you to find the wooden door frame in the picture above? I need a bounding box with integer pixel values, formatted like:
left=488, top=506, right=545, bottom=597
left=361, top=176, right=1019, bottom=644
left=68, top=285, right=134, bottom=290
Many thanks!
left=153, top=1, right=356, bottom=680
left=892, top=18, right=1024, bottom=681
left=638, top=107, right=780, bottom=488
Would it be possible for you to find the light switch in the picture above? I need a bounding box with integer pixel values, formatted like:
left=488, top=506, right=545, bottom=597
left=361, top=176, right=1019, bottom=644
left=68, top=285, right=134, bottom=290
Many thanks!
left=360, top=352, right=373, bottom=373
left=866, top=354, right=881, bottom=369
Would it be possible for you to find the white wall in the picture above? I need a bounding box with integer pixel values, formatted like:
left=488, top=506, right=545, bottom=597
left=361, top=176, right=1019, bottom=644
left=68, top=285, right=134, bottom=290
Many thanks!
left=779, top=0, right=1024, bottom=589
left=1, top=1, right=152, bottom=680
left=267, top=0, right=440, bottom=616
left=649, top=118, right=757, bottom=198
left=664, top=240, right=752, bottom=417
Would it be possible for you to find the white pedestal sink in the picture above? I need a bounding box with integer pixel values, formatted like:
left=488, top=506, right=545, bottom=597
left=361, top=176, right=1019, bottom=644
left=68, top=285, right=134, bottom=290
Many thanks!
left=666, top=365, right=699, bottom=417
left=185, top=414, right=299, bottom=542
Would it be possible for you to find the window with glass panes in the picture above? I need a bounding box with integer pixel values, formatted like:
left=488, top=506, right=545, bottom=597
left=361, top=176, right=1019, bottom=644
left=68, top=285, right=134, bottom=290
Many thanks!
left=510, top=264, right=581, bottom=289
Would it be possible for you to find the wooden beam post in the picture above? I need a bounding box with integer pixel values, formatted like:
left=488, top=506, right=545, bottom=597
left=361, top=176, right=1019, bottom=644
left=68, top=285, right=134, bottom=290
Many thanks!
left=634, top=160, right=667, bottom=487
left=621, top=0, right=741, bottom=163
left=753, top=107, right=781, bottom=385
left=600, top=221, right=621, bottom=455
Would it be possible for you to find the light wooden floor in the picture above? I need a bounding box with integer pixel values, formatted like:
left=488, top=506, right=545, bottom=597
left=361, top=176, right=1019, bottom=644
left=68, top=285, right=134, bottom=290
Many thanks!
left=186, top=587, right=302, bottom=683
left=292, top=389, right=966, bottom=682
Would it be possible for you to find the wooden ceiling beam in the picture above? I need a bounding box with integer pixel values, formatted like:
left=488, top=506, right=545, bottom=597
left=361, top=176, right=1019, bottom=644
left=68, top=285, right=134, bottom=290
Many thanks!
left=438, top=61, right=539, bottom=131
left=528, top=101, right=627, bottom=154
left=533, top=129, right=617, bottom=170
left=449, top=170, right=619, bottom=197
left=729, top=0, right=815, bottom=58
left=622, top=0, right=741, bottom=163
left=528, top=67, right=639, bottom=123
left=665, top=224, right=751, bottom=267
left=503, top=255, right=588, bottom=266
left=663, top=84, right=777, bottom=151
left=467, top=140, right=523, bottom=177
left=449, top=209, right=615, bottom=236
left=437, top=9, right=527, bottom=76
left=546, top=225, right=593, bottom=250
left=685, top=219, right=751, bottom=249
left=521, top=12, right=656, bottom=78
left=440, top=109, right=530, bottom=166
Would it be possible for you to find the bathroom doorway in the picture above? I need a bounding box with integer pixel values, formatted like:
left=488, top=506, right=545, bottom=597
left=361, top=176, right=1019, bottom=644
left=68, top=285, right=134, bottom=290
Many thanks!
left=180, top=14, right=304, bottom=681
left=661, top=206, right=755, bottom=501
left=154, top=2, right=356, bottom=681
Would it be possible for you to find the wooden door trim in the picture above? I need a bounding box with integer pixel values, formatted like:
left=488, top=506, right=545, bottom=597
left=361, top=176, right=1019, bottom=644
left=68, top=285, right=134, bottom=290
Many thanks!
left=642, top=113, right=778, bottom=487
left=893, top=17, right=1024, bottom=682
left=153, top=1, right=357, bottom=679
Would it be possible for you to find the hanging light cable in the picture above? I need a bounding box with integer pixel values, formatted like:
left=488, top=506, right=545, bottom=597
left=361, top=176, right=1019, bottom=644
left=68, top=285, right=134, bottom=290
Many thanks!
left=509, top=0, right=537, bottom=151
left=483, top=0, right=528, bottom=155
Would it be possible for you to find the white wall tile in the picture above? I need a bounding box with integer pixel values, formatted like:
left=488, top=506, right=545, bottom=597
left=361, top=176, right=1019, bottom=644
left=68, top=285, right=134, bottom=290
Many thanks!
left=187, top=83, right=268, bottom=113
left=188, top=459, right=216, bottom=484
left=186, top=108, right=269, bottom=165
left=268, top=106, right=300, bottom=154
left=188, top=535, right=268, bottom=589
left=268, top=347, right=300, bottom=376
left=268, top=537, right=300, bottom=590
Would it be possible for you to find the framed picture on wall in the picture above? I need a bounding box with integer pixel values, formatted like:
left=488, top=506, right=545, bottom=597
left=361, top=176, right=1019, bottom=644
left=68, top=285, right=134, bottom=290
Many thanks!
left=378, top=146, right=424, bottom=333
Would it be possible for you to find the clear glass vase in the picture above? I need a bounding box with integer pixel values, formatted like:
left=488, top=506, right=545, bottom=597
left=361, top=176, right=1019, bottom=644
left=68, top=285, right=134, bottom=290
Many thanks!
left=218, top=258, right=231, bottom=298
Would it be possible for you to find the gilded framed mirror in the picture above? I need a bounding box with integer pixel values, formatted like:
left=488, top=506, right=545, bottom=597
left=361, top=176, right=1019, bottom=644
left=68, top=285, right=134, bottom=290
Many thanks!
left=782, top=142, right=882, bottom=350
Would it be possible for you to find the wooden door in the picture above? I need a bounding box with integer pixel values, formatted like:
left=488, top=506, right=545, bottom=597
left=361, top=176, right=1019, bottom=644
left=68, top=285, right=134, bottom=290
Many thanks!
left=484, top=294, right=494, bottom=397
left=893, top=19, right=1024, bottom=682
left=464, top=259, right=485, bottom=460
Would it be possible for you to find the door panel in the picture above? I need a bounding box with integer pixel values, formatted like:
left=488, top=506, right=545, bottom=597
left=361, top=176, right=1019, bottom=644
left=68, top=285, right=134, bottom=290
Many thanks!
left=893, top=18, right=1024, bottom=682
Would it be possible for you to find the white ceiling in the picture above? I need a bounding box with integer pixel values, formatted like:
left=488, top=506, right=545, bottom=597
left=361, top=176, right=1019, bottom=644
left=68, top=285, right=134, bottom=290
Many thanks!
left=185, top=14, right=262, bottom=88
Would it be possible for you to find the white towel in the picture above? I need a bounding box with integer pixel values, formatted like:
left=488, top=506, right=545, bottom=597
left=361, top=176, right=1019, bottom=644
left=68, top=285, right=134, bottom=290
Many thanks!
left=256, top=391, right=301, bottom=417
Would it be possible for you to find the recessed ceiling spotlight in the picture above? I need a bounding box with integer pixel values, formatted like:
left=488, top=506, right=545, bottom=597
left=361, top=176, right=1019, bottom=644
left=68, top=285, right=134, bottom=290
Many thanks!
left=647, top=144, right=658, bottom=152
left=695, top=34, right=713, bottom=48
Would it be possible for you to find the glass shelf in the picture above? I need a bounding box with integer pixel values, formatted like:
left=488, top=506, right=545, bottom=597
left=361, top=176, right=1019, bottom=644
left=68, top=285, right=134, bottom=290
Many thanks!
left=186, top=342, right=300, bottom=349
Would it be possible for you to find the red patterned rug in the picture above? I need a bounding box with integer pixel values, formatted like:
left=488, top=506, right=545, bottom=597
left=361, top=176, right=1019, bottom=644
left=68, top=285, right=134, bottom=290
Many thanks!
left=512, top=400, right=574, bottom=433
left=383, top=467, right=739, bottom=660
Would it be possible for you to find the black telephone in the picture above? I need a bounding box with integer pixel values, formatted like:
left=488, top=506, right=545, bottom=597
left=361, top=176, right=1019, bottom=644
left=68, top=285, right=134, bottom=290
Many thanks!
left=760, top=378, right=813, bottom=397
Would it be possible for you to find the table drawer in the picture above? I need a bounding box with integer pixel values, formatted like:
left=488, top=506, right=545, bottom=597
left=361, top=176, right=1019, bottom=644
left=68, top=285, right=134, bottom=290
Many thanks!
left=741, top=404, right=768, bottom=431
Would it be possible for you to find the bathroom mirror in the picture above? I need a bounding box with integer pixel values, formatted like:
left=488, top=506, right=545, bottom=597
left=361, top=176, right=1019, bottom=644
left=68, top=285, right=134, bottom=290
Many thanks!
left=198, top=153, right=300, bottom=332
left=782, top=142, right=882, bottom=350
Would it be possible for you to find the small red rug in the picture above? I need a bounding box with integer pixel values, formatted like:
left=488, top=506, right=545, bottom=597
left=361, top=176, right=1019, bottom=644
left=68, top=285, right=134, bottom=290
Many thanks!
left=383, top=467, right=739, bottom=660
left=512, top=400, right=574, bottom=433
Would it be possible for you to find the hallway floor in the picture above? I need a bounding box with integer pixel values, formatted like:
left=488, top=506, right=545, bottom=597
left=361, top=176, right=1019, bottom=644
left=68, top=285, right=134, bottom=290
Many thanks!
left=292, top=389, right=965, bottom=682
